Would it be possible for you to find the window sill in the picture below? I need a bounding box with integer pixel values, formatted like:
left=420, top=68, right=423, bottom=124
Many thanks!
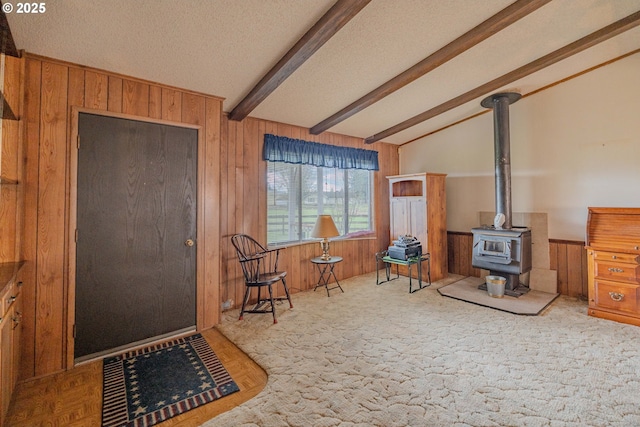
left=268, top=233, right=376, bottom=250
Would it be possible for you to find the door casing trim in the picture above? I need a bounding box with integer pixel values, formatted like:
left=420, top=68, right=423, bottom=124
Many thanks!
left=67, top=107, right=205, bottom=369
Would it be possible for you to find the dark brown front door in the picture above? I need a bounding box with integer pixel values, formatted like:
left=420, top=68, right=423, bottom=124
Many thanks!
left=75, top=113, right=198, bottom=360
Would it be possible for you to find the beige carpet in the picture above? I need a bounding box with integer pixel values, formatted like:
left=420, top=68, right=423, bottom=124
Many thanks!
left=204, top=272, right=640, bottom=427
left=438, top=276, right=559, bottom=315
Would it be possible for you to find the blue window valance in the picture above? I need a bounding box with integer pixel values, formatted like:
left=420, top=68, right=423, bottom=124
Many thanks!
left=263, top=134, right=379, bottom=171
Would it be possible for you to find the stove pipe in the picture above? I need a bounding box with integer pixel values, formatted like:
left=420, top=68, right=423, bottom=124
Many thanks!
left=480, top=92, right=521, bottom=230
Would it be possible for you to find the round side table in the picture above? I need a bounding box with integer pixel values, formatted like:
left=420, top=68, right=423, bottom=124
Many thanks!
left=310, top=256, right=344, bottom=296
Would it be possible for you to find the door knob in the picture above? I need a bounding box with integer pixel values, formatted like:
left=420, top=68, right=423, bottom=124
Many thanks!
left=185, top=239, right=195, bottom=247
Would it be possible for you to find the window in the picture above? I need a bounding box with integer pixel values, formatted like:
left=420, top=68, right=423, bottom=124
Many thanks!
left=263, top=134, right=378, bottom=246
left=266, top=162, right=373, bottom=244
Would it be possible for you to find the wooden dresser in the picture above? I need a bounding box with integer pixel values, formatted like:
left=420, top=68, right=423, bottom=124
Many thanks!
left=586, top=207, right=640, bottom=326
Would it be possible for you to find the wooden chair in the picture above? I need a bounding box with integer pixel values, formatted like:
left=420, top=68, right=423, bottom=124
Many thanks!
left=231, top=234, right=293, bottom=323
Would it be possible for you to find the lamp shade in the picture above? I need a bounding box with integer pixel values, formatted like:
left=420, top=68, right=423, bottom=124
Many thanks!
left=310, top=215, right=340, bottom=238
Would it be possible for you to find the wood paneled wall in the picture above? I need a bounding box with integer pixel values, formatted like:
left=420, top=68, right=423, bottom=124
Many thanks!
left=20, top=54, right=223, bottom=380
left=447, top=231, right=481, bottom=278
left=447, top=232, right=588, bottom=298
left=220, top=117, right=399, bottom=308
left=549, top=239, right=588, bottom=299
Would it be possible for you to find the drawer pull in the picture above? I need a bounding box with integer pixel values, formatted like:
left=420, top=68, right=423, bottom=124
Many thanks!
left=607, top=267, right=624, bottom=273
left=612, top=255, right=617, bottom=259
left=609, top=292, right=625, bottom=302
left=6, top=295, right=16, bottom=304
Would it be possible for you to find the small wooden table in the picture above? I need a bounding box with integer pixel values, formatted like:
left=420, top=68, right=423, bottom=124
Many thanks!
left=375, top=252, right=431, bottom=293
left=311, top=256, right=344, bottom=297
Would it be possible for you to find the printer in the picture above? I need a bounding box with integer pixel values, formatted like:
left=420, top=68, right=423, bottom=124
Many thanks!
left=388, top=235, right=422, bottom=260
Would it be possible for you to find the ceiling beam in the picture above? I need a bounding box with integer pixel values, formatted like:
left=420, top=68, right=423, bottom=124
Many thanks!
left=309, top=0, right=551, bottom=135
left=228, top=0, right=371, bottom=122
left=365, top=10, right=640, bottom=144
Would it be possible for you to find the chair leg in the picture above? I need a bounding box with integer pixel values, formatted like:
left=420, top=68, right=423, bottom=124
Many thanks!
left=267, top=283, right=277, bottom=324
left=239, top=286, right=251, bottom=321
left=281, top=277, right=293, bottom=308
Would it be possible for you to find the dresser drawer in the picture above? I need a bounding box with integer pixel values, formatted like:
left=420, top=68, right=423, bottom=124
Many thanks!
left=594, top=260, right=640, bottom=284
left=593, top=251, right=640, bottom=264
left=594, top=279, right=640, bottom=313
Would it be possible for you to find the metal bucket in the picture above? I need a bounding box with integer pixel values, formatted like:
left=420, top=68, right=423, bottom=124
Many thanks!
left=486, top=275, right=506, bottom=298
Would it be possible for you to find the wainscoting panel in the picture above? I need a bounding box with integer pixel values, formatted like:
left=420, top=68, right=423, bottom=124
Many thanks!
left=447, top=232, right=481, bottom=278
left=549, top=239, right=588, bottom=299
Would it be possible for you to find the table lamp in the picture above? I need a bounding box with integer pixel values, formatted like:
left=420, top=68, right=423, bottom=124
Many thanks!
left=310, top=215, right=340, bottom=260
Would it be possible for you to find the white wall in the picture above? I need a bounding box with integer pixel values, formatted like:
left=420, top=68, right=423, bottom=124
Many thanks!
left=400, top=53, right=640, bottom=241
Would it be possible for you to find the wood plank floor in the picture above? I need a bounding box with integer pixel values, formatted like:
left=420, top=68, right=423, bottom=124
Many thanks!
left=6, top=328, right=267, bottom=426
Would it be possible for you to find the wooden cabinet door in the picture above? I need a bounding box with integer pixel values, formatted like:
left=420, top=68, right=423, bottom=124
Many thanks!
left=389, top=198, right=408, bottom=241
left=75, top=113, right=198, bottom=361
left=390, top=197, right=427, bottom=245
left=408, top=198, right=427, bottom=250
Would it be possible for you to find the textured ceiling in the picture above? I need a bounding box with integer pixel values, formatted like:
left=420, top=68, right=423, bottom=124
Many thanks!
left=6, top=0, right=640, bottom=144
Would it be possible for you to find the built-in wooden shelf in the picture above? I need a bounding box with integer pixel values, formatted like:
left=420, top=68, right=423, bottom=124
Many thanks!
left=388, top=173, right=427, bottom=198
left=1, top=90, right=18, bottom=121
left=0, top=177, right=18, bottom=185
left=0, top=261, right=24, bottom=291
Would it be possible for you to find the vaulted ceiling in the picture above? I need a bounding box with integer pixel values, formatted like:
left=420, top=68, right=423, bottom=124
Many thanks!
left=5, top=0, right=640, bottom=144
